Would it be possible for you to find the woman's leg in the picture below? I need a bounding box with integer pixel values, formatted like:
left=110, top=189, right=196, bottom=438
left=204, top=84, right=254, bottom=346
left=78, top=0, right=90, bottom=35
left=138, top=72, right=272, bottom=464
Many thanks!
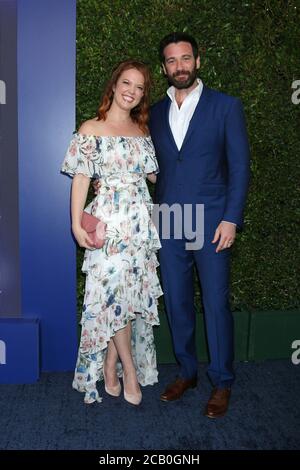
left=112, top=322, right=141, bottom=396
left=104, top=339, right=120, bottom=388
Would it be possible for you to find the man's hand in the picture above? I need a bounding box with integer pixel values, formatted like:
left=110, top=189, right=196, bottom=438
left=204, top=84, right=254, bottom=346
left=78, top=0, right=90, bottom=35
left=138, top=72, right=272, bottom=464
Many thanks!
left=92, top=179, right=101, bottom=195
left=147, top=172, right=157, bottom=183
left=212, top=221, right=236, bottom=253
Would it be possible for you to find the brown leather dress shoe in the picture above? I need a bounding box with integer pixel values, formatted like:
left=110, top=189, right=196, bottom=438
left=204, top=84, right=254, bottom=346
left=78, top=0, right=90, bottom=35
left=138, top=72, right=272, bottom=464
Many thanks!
left=160, top=377, right=197, bottom=402
left=204, top=387, right=231, bottom=418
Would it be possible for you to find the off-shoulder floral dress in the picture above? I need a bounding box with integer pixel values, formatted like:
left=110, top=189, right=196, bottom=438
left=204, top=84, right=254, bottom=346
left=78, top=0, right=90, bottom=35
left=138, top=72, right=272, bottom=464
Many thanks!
left=61, top=133, right=163, bottom=404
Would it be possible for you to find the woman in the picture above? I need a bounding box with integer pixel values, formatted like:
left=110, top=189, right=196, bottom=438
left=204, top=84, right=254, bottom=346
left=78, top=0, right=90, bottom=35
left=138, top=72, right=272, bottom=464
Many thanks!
left=61, top=60, right=162, bottom=405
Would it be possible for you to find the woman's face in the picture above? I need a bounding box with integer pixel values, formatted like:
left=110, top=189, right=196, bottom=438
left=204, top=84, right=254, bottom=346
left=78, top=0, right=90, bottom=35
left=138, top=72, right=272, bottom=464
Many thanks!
left=112, top=68, right=145, bottom=111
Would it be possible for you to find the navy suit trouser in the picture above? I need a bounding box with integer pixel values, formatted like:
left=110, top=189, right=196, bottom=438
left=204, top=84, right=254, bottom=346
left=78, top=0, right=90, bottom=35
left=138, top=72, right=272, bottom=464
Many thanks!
left=159, top=235, right=235, bottom=389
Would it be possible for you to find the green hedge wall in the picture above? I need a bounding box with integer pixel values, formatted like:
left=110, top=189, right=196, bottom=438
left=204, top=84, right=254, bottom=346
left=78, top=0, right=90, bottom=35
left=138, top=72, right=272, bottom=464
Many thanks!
left=76, top=0, right=300, bottom=312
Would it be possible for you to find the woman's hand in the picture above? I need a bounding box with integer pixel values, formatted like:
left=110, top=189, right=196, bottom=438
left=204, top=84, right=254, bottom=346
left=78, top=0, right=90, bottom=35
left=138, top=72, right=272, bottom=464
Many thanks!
left=72, top=224, right=95, bottom=250
left=147, top=172, right=157, bottom=184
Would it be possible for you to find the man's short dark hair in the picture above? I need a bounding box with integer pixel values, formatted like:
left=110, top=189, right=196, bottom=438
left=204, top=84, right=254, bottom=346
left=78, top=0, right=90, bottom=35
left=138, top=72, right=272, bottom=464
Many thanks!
left=159, top=32, right=199, bottom=63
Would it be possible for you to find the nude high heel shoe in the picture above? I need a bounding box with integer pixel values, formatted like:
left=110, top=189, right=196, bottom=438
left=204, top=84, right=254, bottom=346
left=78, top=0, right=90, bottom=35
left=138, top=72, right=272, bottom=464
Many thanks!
left=123, top=373, right=142, bottom=405
left=103, top=362, right=121, bottom=397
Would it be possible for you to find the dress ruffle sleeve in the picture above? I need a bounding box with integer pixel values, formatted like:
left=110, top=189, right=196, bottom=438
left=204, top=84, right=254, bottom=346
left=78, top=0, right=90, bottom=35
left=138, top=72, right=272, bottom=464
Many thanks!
left=143, top=137, right=160, bottom=175
left=61, top=133, right=102, bottom=179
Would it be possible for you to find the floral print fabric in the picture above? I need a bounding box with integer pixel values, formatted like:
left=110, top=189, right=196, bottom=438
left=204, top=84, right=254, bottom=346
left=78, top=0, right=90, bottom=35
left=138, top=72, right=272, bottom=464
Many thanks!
left=61, top=133, right=163, bottom=403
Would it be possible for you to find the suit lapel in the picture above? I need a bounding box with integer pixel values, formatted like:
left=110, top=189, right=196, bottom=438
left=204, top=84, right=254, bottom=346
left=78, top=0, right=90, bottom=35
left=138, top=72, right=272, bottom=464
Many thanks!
left=180, top=84, right=211, bottom=150
left=163, top=97, right=178, bottom=152
left=160, top=85, right=212, bottom=152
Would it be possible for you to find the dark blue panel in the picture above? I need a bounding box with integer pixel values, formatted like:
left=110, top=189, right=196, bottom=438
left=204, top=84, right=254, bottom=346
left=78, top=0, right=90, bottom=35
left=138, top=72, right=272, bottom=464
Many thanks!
left=0, top=318, right=39, bottom=383
left=0, top=0, right=21, bottom=317
left=18, top=0, right=77, bottom=370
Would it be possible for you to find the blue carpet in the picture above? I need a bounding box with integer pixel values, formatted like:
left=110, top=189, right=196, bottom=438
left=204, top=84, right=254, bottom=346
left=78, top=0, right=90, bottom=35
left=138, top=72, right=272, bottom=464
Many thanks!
left=0, top=360, right=299, bottom=450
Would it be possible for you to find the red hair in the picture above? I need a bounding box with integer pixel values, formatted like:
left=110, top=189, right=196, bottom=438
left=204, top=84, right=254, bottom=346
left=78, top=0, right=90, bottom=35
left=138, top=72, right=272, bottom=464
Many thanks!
left=97, top=60, right=151, bottom=135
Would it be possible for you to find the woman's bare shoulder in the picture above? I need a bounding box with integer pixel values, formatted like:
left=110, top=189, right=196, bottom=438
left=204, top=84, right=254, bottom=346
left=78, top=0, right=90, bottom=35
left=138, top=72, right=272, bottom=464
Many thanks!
left=78, top=118, right=103, bottom=136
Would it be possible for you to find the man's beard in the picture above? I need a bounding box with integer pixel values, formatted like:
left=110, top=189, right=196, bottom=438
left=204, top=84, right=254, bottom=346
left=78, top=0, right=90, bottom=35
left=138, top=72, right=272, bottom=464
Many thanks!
left=167, top=66, right=198, bottom=89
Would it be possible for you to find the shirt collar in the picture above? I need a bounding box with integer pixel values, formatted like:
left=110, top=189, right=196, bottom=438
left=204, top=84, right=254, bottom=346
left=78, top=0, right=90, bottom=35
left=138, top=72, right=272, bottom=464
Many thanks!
left=167, top=78, right=203, bottom=103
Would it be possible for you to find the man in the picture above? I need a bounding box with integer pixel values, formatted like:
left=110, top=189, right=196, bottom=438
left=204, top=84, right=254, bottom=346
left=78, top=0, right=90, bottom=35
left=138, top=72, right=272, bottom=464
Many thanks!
left=149, top=32, right=250, bottom=418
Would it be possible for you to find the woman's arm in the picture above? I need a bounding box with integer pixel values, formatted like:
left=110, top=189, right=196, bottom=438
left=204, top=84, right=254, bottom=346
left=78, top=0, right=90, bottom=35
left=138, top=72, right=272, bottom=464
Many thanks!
left=147, top=172, right=157, bottom=184
left=71, top=174, right=95, bottom=249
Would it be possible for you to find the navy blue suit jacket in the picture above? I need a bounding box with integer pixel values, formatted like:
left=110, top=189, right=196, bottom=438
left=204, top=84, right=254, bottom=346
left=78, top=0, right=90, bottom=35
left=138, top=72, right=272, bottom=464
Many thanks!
left=149, top=84, right=250, bottom=232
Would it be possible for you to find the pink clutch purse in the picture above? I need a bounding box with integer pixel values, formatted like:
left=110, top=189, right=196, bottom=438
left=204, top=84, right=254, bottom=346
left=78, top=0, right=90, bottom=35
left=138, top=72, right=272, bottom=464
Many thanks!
left=81, top=211, right=107, bottom=249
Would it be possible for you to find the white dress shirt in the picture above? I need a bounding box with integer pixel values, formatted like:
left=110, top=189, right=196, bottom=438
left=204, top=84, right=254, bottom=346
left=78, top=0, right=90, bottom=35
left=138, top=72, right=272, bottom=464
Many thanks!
left=167, top=78, right=203, bottom=150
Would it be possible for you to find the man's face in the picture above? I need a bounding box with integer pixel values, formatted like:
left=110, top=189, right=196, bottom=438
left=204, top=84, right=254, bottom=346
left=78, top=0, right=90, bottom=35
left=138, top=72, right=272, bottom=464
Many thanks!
left=162, top=41, right=200, bottom=90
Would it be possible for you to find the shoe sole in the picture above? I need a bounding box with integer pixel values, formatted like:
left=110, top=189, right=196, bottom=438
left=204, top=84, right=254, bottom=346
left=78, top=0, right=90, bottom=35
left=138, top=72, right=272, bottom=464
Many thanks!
left=204, top=411, right=227, bottom=419
left=160, top=396, right=180, bottom=402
